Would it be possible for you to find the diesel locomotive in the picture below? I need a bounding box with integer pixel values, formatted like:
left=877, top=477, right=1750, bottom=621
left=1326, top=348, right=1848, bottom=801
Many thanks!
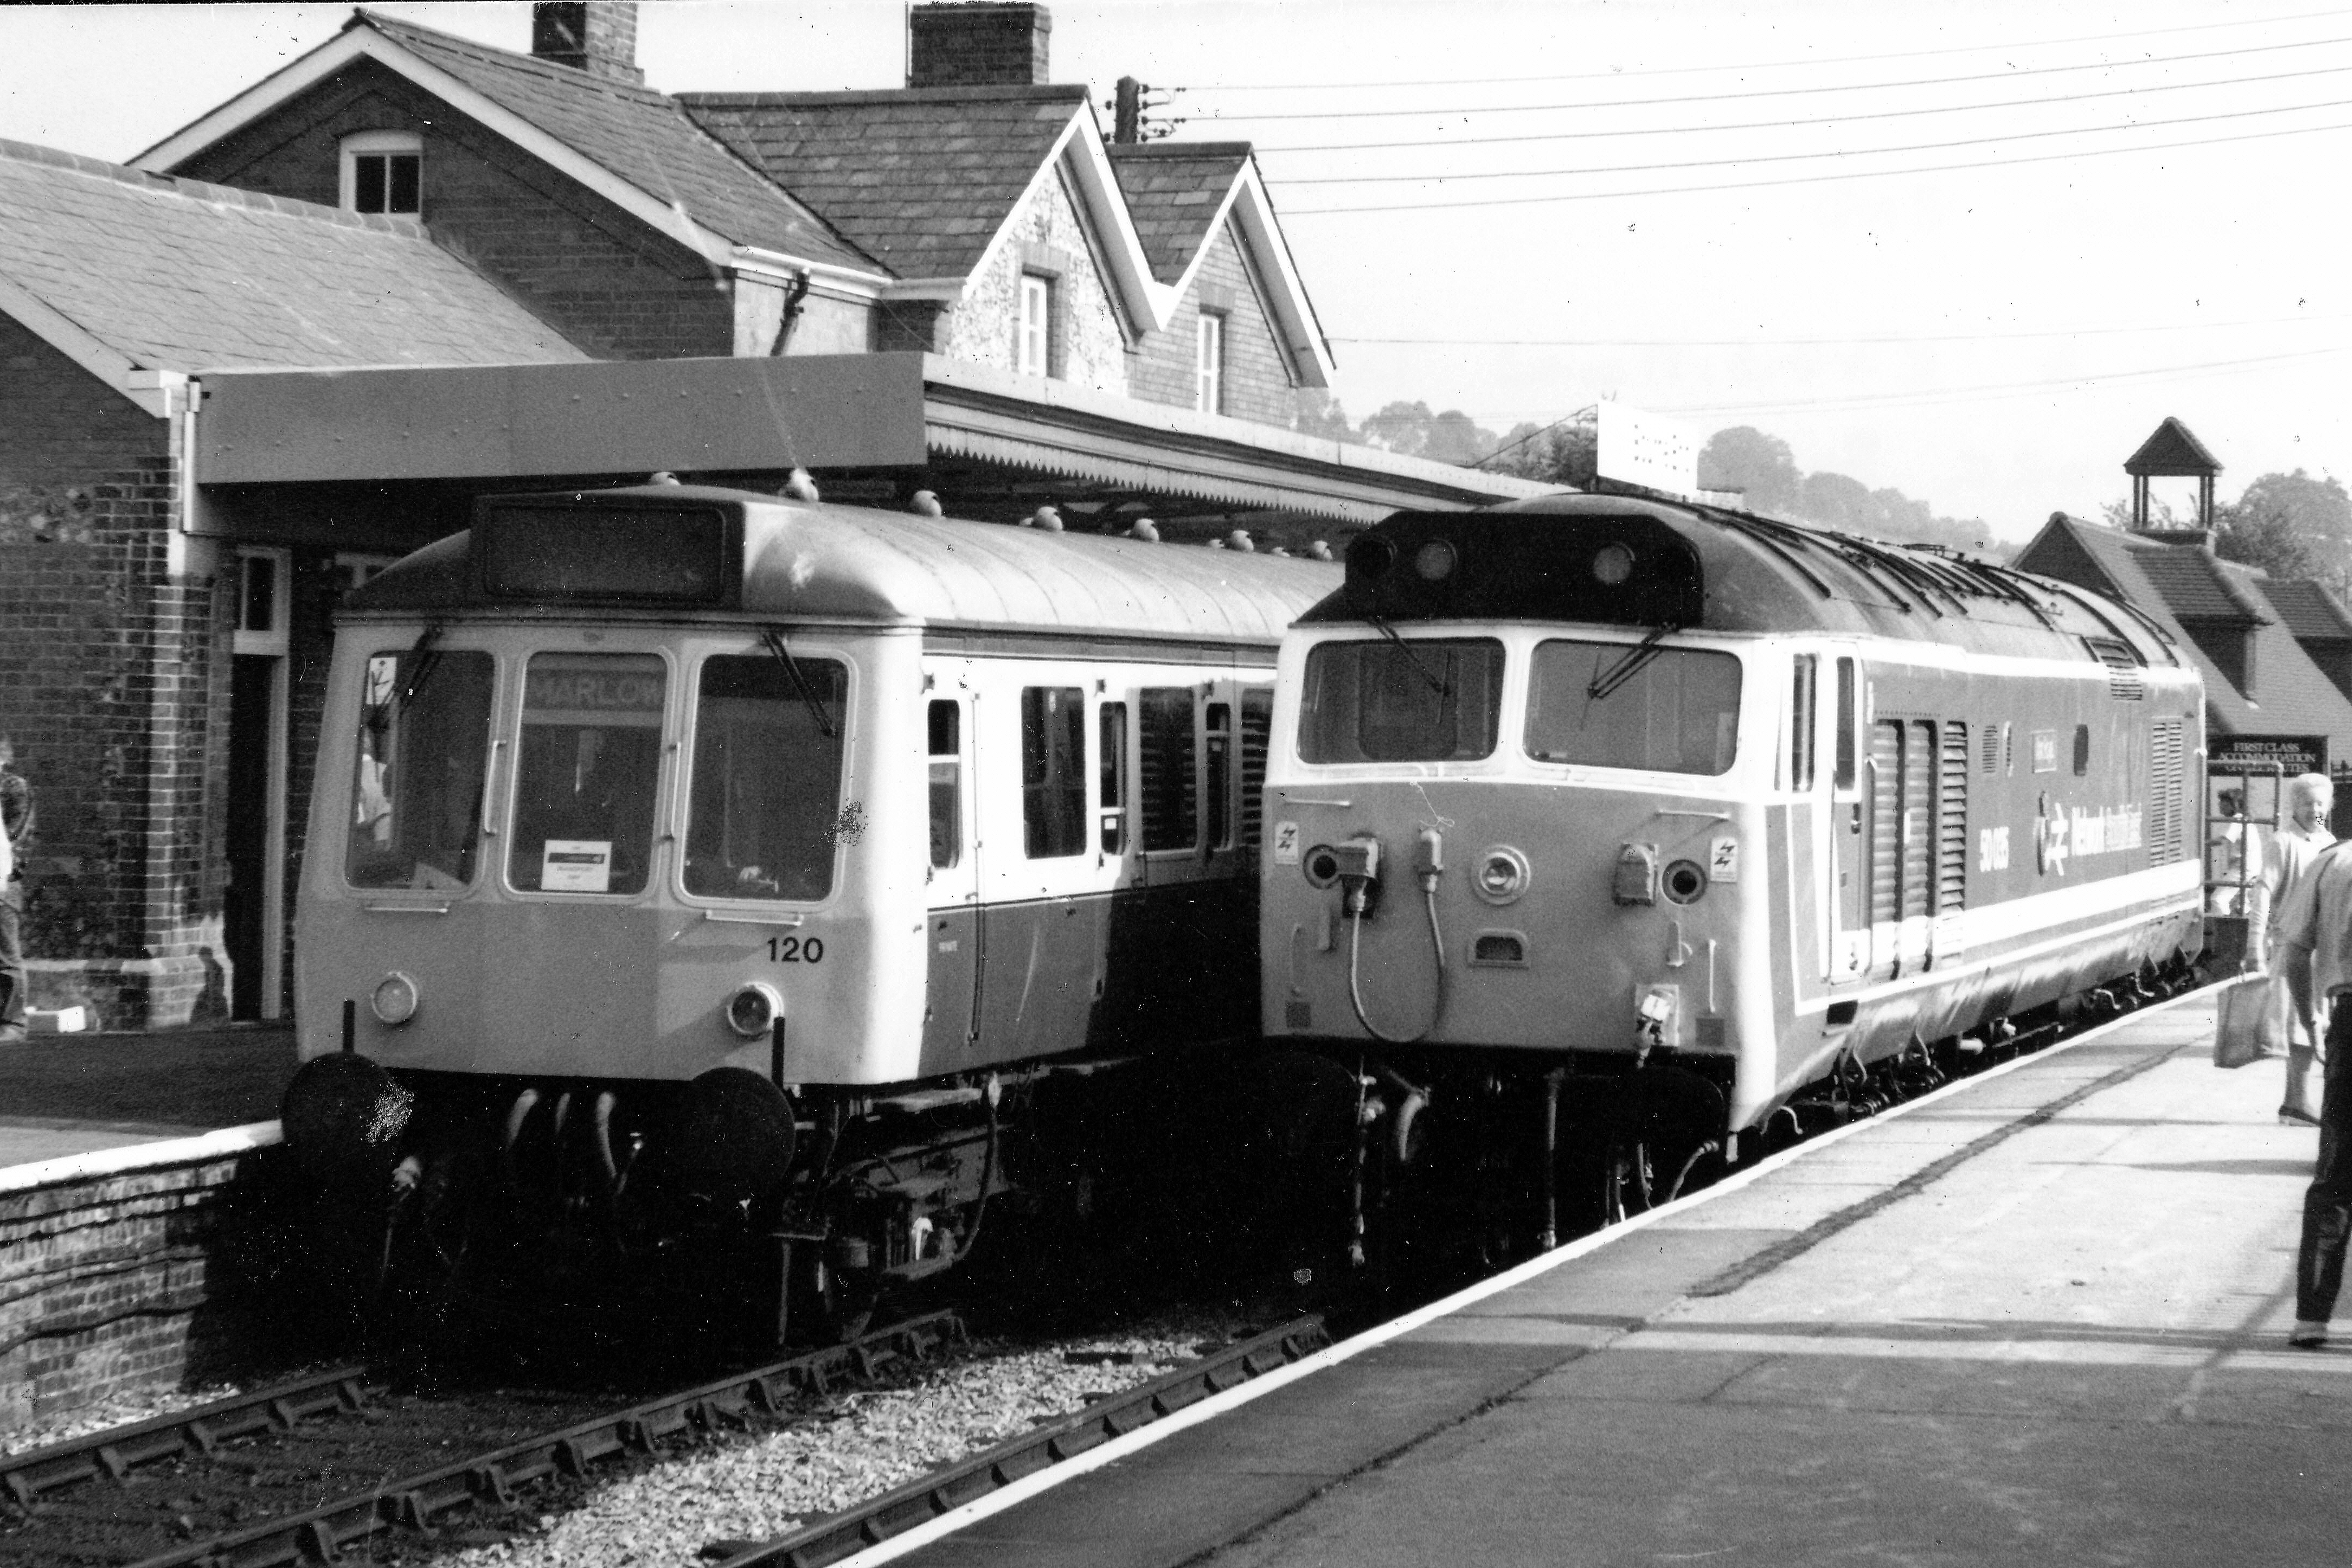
left=279, top=481, right=1337, bottom=1337
left=1258, top=495, right=2203, bottom=1258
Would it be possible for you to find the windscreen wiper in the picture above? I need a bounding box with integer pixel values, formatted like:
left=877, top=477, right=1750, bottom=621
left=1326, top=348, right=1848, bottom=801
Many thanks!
left=393, top=622, right=445, bottom=716
left=1587, top=623, right=1679, bottom=702
left=761, top=628, right=836, bottom=740
left=1367, top=611, right=1449, bottom=697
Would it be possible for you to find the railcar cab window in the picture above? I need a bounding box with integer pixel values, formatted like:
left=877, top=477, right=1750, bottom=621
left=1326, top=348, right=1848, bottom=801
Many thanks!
left=508, top=654, right=665, bottom=895
left=685, top=655, right=848, bottom=900
left=1298, top=640, right=1504, bottom=764
left=347, top=649, right=495, bottom=889
left=1524, top=641, right=1741, bottom=776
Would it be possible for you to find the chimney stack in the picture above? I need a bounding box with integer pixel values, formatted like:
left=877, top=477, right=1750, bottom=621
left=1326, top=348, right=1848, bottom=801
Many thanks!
left=531, top=1, right=645, bottom=85
left=908, top=3, right=1052, bottom=89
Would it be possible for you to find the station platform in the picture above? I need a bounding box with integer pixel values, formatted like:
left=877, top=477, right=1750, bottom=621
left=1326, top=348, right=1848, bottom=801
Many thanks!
left=889, top=989, right=2349, bottom=1568
left=0, top=1023, right=290, bottom=1172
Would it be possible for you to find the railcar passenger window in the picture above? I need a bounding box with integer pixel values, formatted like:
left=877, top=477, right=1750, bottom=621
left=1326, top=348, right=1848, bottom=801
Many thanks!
left=1022, top=687, right=1087, bottom=859
left=1525, top=641, right=1742, bottom=776
left=1297, top=640, right=1505, bottom=764
left=1099, top=702, right=1128, bottom=854
left=1140, top=688, right=1199, bottom=851
left=685, top=654, right=848, bottom=899
left=1790, top=655, right=1817, bottom=791
left=1206, top=702, right=1232, bottom=848
left=509, top=654, right=667, bottom=895
left=347, top=649, right=495, bottom=889
left=929, top=700, right=961, bottom=871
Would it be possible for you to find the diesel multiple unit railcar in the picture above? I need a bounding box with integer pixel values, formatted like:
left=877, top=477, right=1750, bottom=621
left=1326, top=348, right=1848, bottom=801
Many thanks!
left=1258, top=495, right=2203, bottom=1255
left=281, top=482, right=1337, bottom=1335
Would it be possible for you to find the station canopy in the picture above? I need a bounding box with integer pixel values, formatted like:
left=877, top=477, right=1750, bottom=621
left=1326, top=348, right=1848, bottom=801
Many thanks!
left=194, top=352, right=1556, bottom=554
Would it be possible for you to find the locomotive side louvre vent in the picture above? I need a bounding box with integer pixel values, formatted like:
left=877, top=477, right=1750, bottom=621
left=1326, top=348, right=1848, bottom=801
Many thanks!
left=1869, top=721, right=1902, bottom=928
left=1901, top=720, right=1933, bottom=923
left=2150, top=719, right=2187, bottom=862
left=1979, top=722, right=2001, bottom=776
left=1239, top=689, right=1272, bottom=849
left=1938, top=721, right=1969, bottom=913
left=2083, top=636, right=2146, bottom=700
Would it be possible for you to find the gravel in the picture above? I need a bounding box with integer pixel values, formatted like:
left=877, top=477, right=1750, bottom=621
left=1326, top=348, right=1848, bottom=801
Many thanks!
left=442, top=1320, right=1231, bottom=1568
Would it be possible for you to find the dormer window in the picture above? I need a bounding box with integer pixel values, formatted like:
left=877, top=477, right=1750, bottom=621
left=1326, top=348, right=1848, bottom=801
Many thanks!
left=1195, top=310, right=1225, bottom=414
left=340, top=131, right=422, bottom=215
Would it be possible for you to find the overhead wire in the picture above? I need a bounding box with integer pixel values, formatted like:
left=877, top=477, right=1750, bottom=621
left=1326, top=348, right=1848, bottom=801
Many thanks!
left=1331, top=314, right=2352, bottom=347
left=1187, top=29, right=2352, bottom=122
left=1254, top=55, right=2352, bottom=155
left=1279, top=109, right=2352, bottom=212
left=1272, top=89, right=2352, bottom=185
left=1187, top=6, right=2352, bottom=91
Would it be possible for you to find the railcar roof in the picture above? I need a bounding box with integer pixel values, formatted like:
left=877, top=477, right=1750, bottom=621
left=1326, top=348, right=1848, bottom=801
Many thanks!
left=347, top=484, right=1340, bottom=646
left=1306, top=494, right=2186, bottom=670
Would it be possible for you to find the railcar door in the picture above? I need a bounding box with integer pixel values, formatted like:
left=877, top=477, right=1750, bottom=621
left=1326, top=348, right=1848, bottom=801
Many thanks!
left=919, top=660, right=984, bottom=1067
left=1826, top=655, right=1868, bottom=982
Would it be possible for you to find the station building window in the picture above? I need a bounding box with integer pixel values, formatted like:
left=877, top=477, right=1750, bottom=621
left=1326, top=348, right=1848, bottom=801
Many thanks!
left=1017, top=273, right=1054, bottom=377
left=1195, top=310, right=1225, bottom=413
left=341, top=131, right=422, bottom=215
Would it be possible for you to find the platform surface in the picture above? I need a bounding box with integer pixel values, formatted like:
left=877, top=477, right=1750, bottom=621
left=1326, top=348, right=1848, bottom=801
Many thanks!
left=897, top=991, right=2348, bottom=1568
left=0, top=1025, right=291, bottom=1171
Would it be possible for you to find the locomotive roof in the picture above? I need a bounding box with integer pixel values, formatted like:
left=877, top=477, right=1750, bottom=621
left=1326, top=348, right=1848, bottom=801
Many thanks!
left=1308, top=494, right=2186, bottom=670
left=347, top=483, right=1339, bottom=647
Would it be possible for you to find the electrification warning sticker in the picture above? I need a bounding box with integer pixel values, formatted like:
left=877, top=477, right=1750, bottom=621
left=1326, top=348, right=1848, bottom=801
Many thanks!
left=1273, top=822, right=1301, bottom=865
left=1709, top=835, right=1740, bottom=883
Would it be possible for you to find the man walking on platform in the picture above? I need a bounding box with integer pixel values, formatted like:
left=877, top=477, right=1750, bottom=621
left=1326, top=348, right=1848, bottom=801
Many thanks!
left=2255, top=774, right=2336, bottom=1124
left=0, top=735, right=30, bottom=1044
left=2277, top=825, right=2352, bottom=1345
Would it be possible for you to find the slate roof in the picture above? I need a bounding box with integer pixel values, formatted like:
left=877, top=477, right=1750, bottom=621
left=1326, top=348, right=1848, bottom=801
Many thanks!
left=2125, top=415, right=2223, bottom=476
left=2260, top=578, right=2352, bottom=642
left=2017, top=514, right=2352, bottom=747
left=355, top=12, right=879, bottom=273
left=2135, top=547, right=2271, bottom=623
left=678, top=86, right=1089, bottom=277
left=1107, top=143, right=1250, bottom=283
left=0, top=137, right=586, bottom=372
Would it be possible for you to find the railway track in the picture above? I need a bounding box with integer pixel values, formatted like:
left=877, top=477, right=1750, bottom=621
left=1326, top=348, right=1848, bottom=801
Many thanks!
left=0, top=1314, right=962, bottom=1568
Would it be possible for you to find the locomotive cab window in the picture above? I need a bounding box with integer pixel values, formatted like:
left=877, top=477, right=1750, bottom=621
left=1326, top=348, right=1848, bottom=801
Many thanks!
left=1833, top=657, right=1858, bottom=793
left=687, top=654, right=848, bottom=900
left=1525, top=641, right=1742, bottom=776
left=347, top=648, right=496, bottom=890
left=509, top=653, right=667, bottom=896
left=2072, top=723, right=2091, bottom=776
left=1298, top=639, right=1504, bottom=764
left=1790, top=654, right=1817, bottom=791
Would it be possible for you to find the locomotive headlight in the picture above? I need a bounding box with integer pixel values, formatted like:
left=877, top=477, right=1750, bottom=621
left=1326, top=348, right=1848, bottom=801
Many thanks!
left=1473, top=845, right=1532, bottom=905
left=1413, top=539, right=1458, bottom=582
left=370, top=972, right=421, bottom=1027
left=725, top=980, right=785, bottom=1039
left=1592, top=542, right=1636, bottom=586
left=1662, top=858, right=1709, bottom=905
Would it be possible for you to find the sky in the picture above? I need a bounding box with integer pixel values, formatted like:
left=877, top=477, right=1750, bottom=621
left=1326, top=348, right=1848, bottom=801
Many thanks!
left=4, top=0, right=2350, bottom=540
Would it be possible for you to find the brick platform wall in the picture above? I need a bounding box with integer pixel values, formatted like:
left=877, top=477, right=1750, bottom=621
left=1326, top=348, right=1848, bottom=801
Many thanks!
left=0, top=320, right=229, bottom=1028
left=171, top=61, right=729, bottom=361
left=1127, top=221, right=1298, bottom=426
left=0, top=1143, right=284, bottom=1431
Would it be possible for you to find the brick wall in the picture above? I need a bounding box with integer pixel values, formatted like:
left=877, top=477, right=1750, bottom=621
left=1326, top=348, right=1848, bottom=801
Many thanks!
left=1127, top=219, right=1297, bottom=425
left=277, top=550, right=347, bottom=1015
left=908, top=3, right=1051, bottom=88
left=170, top=61, right=730, bottom=362
left=0, top=318, right=229, bottom=1027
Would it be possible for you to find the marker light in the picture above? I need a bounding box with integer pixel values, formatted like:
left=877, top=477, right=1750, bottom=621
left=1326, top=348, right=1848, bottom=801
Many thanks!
left=1592, top=543, right=1636, bottom=586
left=1414, top=539, right=1458, bottom=582
left=1473, top=845, right=1532, bottom=905
left=726, top=980, right=785, bottom=1039
left=370, top=972, right=421, bottom=1026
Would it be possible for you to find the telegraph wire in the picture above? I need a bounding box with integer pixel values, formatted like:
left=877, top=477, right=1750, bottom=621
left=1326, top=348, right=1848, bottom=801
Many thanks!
left=1255, top=57, right=2352, bottom=156
left=1192, top=6, right=2352, bottom=91
left=1279, top=109, right=2352, bottom=213
left=1189, top=30, right=2352, bottom=122
left=1331, top=314, right=2351, bottom=348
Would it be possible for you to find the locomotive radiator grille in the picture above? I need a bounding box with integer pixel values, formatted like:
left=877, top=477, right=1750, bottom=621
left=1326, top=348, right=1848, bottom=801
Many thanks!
left=1937, top=721, right=1969, bottom=913
left=2149, top=719, right=2187, bottom=862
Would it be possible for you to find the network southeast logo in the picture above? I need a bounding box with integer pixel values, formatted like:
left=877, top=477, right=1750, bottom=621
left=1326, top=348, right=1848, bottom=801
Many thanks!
left=2024, top=798, right=2144, bottom=876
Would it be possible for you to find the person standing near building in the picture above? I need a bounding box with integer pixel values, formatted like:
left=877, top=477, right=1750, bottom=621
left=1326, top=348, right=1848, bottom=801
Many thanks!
left=0, top=735, right=30, bottom=1043
left=2255, top=774, right=2337, bottom=1124
left=2276, top=824, right=2352, bottom=1346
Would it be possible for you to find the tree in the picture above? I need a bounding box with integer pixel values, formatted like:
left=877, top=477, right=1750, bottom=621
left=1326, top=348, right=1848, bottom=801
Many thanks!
left=1697, top=427, right=1803, bottom=517
left=1290, top=389, right=1361, bottom=444
left=2214, top=497, right=2322, bottom=582
left=1800, top=471, right=1877, bottom=533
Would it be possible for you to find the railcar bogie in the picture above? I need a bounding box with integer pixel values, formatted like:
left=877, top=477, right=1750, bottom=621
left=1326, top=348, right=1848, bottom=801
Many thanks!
left=283, top=482, right=1337, bottom=1345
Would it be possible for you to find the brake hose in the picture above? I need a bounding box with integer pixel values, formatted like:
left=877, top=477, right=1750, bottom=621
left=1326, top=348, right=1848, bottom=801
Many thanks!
left=1346, top=876, right=1448, bottom=1046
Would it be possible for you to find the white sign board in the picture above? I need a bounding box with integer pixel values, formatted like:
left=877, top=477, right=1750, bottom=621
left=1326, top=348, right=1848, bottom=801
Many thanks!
left=542, top=839, right=613, bottom=892
left=1595, top=401, right=1699, bottom=498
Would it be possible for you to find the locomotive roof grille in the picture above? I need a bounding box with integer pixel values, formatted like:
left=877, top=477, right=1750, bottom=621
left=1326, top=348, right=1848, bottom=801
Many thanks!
left=1302, top=494, right=2183, bottom=672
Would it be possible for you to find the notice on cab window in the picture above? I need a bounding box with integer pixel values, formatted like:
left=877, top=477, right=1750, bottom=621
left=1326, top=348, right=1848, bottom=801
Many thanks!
left=543, top=839, right=614, bottom=893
